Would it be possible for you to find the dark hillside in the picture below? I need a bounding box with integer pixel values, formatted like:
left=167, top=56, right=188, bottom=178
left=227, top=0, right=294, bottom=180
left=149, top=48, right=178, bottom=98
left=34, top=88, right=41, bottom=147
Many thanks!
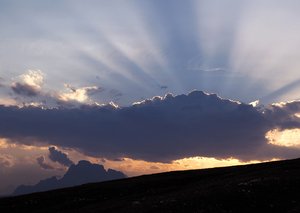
left=1, top=158, right=300, bottom=213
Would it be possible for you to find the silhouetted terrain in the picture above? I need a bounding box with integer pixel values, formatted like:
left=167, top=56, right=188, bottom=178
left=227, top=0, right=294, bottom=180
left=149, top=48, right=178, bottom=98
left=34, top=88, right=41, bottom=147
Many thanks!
left=1, top=158, right=300, bottom=213
left=13, top=160, right=126, bottom=195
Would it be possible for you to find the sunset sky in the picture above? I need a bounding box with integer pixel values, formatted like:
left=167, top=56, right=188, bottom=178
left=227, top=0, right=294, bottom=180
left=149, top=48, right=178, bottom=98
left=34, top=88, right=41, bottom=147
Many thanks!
left=1, top=0, right=300, bottom=195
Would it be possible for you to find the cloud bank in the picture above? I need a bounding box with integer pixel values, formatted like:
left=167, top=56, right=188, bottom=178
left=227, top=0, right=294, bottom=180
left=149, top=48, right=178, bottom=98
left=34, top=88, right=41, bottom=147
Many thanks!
left=0, top=91, right=299, bottom=162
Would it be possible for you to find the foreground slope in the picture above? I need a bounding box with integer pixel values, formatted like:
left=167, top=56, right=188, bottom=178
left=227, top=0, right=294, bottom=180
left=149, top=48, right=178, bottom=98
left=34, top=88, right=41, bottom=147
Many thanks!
left=1, top=158, right=300, bottom=213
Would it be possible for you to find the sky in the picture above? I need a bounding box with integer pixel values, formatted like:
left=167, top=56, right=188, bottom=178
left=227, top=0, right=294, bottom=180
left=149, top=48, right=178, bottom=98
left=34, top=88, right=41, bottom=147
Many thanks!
left=1, top=0, right=300, bottom=195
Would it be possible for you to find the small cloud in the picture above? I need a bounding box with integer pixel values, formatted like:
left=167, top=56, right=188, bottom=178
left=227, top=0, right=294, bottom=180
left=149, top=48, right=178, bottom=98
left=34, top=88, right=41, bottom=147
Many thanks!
left=20, top=70, right=44, bottom=89
left=48, top=147, right=74, bottom=167
left=58, top=84, right=103, bottom=103
left=111, top=158, right=125, bottom=162
left=11, top=70, right=44, bottom=97
left=36, top=156, right=54, bottom=170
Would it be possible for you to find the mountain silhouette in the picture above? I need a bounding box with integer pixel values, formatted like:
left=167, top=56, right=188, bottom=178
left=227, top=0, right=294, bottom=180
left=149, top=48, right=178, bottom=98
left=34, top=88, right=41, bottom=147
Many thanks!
left=13, top=160, right=126, bottom=195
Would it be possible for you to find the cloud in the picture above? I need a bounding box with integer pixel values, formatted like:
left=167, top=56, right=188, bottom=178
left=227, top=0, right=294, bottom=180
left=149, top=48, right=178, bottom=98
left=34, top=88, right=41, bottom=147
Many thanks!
left=58, top=84, right=104, bottom=103
left=11, top=82, right=40, bottom=97
left=11, top=70, right=44, bottom=97
left=36, top=156, right=54, bottom=170
left=263, top=102, right=300, bottom=137
left=48, top=147, right=74, bottom=167
left=111, top=158, right=125, bottom=162
left=0, top=91, right=299, bottom=163
left=6, top=70, right=107, bottom=108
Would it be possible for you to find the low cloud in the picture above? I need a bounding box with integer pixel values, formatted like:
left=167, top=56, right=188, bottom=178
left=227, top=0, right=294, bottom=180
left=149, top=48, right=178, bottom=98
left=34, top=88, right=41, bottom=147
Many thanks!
left=48, top=147, right=74, bottom=167
left=0, top=91, right=299, bottom=162
left=36, top=156, right=54, bottom=170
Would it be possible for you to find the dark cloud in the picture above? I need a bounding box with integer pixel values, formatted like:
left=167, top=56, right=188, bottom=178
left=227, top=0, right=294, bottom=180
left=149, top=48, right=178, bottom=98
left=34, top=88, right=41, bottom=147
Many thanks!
left=0, top=91, right=299, bottom=163
left=11, top=82, right=39, bottom=97
left=111, top=158, right=125, bottom=162
left=48, top=147, right=74, bottom=167
left=36, top=156, right=54, bottom=170
left=263, top=101, right=300, bottom=129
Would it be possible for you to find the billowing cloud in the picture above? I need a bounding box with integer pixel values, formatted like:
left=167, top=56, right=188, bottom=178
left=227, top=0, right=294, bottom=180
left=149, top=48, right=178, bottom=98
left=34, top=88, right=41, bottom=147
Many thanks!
left=0, top=91, right=299, bottom=163
left=5, top=70, right=107, bottom=108
left=36, top=156, right=54, bottom=170
left=48, top=147, right=74, bottom=167
left=11, top=70, right=44, bottom=97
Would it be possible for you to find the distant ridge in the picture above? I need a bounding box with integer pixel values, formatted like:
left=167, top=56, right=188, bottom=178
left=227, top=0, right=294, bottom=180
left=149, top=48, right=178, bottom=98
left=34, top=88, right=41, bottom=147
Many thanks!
left=13, top=160, right=126, bottom=196
left=2, top=158, right=300, bottom=212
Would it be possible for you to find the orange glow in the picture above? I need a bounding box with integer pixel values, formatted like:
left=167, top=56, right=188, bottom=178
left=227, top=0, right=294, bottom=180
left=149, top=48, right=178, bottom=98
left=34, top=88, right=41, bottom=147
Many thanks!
left=0, top=138, right=10, bottom=148
left=102, top=157, right=266, bottom=177
left=0, top=139, right=276, bottom=177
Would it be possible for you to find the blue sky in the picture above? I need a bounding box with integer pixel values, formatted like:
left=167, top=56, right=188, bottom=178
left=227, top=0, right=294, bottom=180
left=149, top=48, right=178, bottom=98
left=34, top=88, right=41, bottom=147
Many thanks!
left=1, top=0, right=300, bottom=106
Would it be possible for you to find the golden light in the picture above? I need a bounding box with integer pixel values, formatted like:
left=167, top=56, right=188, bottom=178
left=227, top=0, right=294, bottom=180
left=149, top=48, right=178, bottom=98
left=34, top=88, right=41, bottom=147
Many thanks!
left=102, top=156, right=266, bottom=177
left=266, top=128, right=300, bottom=148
